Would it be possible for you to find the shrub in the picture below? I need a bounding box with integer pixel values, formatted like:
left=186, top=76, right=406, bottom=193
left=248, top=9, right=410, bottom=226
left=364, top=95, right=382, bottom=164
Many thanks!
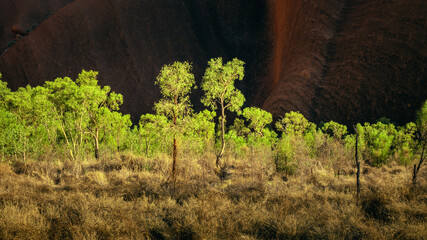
left=275, top=111, right=316, bottom=137
left=321, top=121, right=348, bottom=140
left=274, top=136, right=297, bottom=175
left=394, top=122, right=416, bottom=165
left=362, top=122, right=396, bottom=166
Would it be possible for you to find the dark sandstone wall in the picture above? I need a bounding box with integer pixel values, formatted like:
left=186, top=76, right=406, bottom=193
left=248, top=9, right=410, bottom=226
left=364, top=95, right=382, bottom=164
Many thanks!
left=313, top=0, right=427, bottom=125
left=0, top=0, right=425, bottom=125
left=0, top=0, right=75, bottom=52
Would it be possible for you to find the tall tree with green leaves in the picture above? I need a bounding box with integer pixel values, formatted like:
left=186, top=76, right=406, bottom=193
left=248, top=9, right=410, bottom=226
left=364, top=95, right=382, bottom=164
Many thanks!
left=76, top=70, right=123, bottom=159
left=45, top=70, right=124, bottom=160
left=6, top=85, right=58, bottom=161
left=154, top=61, right=195, bottom=181
left=201, top=57, right=245, bottom=168
left=45, top=77, right=84, bottom=160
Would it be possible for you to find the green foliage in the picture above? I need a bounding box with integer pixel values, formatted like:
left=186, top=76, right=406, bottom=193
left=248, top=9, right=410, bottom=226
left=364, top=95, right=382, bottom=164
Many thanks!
left=394, top=122, right=416, bottom=165
left=138, top=114, right=170, bottom=157
left=182, top=110, right=216, bottom=155
left=44, top=70, right=124, bottom=159
left=242, top=108, right=277, bottom=157
left=275, top=136, right=297, bottom=175
left=153, top=61, right=195, bottom=179
left=201, top=57, right=245, bottom=163
left=5, top=85, right=58, bottom=159
left=275, top=111, right=316, bottom=137
left=322, top=121, right=348, bottom=140
left=44, top=76, right=84, bottom=159
left=359, top=122, right=398, bottom=166
left=0, top=74, right=11, bottom=108
left=201, top=58, right=245, bottom=114
left=229, top=118, right=251, bottom=138
left=242, top=107, right=272, bottom=136
left=0, top=65, right=424, bottom=181
left=0, top=109, right=25, bottom=160
left=77, top=70, right=124, bottom=158
left=104, top=112, right=132, bottom=152
left=154, top=61, right=195, bottom=121
left=225, top=118, right=250, bottom=159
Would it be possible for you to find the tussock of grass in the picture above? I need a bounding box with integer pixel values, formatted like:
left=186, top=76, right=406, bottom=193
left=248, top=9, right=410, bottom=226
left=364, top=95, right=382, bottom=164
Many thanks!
left=0, top=151, right=425, bottom=239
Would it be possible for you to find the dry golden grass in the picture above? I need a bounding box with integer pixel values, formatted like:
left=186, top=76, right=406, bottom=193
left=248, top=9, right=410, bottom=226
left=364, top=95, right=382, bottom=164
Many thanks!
left=0, top=149, right=425, bottom=240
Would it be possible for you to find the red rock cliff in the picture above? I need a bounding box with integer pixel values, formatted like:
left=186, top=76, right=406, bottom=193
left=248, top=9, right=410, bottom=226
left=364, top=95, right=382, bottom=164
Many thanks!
left=0, top=0, right=426, bottom=124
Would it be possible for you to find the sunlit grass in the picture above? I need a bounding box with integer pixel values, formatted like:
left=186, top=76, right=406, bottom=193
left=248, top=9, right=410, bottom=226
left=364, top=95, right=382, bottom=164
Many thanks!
left=0, top=148, right=425, bottom=239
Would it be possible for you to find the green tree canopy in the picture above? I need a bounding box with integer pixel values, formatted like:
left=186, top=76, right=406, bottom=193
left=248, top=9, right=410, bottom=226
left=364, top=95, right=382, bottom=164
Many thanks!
left=201, top=57, right=245, bottom=168
left=154, top=61, right=195, bottom=120
left=275, top=111, right=316, bottom=137
left=139, top=113, right=170, bottom=157
left=44, top=70, right=124, bottom=160
left=242, top=107, right=273, bottom=136
left=322, top=121, right=348, bottom=140
left=201, top=58, right=245, bottom=113
left=154, top=61, right=195, bottom=181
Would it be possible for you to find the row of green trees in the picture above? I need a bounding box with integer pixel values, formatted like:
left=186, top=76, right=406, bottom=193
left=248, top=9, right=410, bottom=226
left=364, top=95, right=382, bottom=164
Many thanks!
left=0, top=71, right=131, bottom=162
left=0, top=58, right=426, bottom=182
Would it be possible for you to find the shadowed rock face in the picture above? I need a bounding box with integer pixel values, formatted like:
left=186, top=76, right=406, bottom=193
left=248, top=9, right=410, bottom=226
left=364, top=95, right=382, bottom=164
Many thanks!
left=0, top=0, right=426, bottom=125
left=0, top=0, right=75, bottom=51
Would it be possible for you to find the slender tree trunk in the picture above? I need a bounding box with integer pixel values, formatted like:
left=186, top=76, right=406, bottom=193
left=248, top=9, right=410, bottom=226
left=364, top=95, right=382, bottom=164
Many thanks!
left=172, top=138, right=177, bottom=181
left=171, top=95, right=178, bottom=182
left=59, top=121, right=74, bottom=160
left=217, top=100, right=226, bottom=168
left=145, top=138, right=149, bottom=157
left=355, top=126, right=360, bottom=200
left=413, top=141, right=426, bottom=185
left=23, top=136, right=26, bottom=163
left=116, top=133, right=120, bottom=153
left=94, top=129, right=99, bottom=159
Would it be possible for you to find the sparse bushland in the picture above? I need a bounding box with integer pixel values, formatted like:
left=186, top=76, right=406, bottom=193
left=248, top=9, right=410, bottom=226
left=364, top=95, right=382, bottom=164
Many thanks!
left=0, top=149, right=425, bottom=239
left=0, top=67, right=426, bottom=239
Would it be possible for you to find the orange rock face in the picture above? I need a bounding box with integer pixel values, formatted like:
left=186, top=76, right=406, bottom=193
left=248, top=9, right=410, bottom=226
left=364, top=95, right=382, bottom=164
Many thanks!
left=0, top=0, right=426, bottom=125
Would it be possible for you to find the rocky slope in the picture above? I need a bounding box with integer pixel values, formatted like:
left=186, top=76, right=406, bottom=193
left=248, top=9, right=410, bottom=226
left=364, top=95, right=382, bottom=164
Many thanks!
left=0, top=0, right=425, bottom=125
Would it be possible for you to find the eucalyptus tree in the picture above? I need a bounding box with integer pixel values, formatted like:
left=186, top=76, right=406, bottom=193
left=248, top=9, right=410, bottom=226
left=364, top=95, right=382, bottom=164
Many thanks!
left=154, top=61, right=195, bottom=181
left=45, top=76, right=83, bottom=160
left=201, top=57, right=245, bottom=168
left=0, top=109, right=23, bottom=160
left=5, top=85, right=57, bottom=160
left=76, top=70, right=123, bottom=159
left=243, top=107, right=273, bottom=137
left=46, top=70, right=124, bottom=160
